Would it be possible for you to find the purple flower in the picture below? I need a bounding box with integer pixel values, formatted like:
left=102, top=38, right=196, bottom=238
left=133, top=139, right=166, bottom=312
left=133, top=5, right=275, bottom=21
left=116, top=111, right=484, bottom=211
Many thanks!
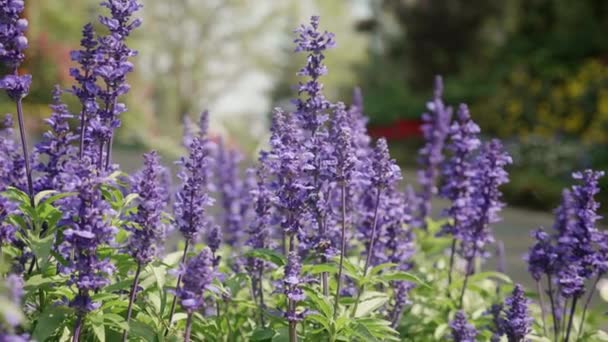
left=417, top=76, right=452, bottom=227
left=450, top=311, right=477, bottom=342
left=0, top=114, right=25, bottom=193
left=330, top=102, right=356, bottom=183
left=267, top=109, right=307, bottom=239
left=487, top=303, right=504, bottom=341
left=283, top=251, right=305, bottom=322
left=439, top=104, right=481, bottom=240
left=462, top=139, right=511, bottom=259
left=0, top=74, right=30, bottom=100
left=215, top=138, right=246, bottom=247
left=557, top=170, right=604, bottom=298
left=177, top=247, right=215, bottom=313
left=57, top=159, right=117, bottom=312
left=174, top=112, right=214, bottom=242
left=0, top=0, right=28, bottom=69
left=502, top=284, right=532, bottom=342
left=70, top=23, right=100, bottom=159
left=246, top=163, right=275, bottom=274
left=371, top=138, right=401, bottom=189
left=127, top=151, right=169, bottom=265
left=526, top=228, right=559, bottom=281
left=207, top=225, right=222, bottom=266
left=33, top=86, right=78, bottom=192
left=94, top=0, right=142, bottom=165
left=293, top=15, right=335, bottom=132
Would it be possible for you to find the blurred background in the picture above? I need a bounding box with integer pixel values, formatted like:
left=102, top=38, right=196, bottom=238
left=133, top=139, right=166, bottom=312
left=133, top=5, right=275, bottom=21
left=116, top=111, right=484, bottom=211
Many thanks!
left=4, top=0, right=608, bottom=281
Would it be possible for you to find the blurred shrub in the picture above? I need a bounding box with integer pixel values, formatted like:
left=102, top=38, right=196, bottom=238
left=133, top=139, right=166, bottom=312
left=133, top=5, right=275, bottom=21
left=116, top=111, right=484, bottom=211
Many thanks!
left=476, top=59, right=608, bottom=143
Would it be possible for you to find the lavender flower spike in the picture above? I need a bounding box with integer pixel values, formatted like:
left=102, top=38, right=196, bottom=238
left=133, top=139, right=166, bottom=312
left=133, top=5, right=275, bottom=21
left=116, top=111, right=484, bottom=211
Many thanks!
left=128, top=151, right=169, bottom=265
left=417, top=75, right=452, bottom=228
left=178, top=247, right=216, bottom=313
left=293, top=15, right=335, bottom=132
left=464, top=139, right=512, bottom=260
left=439, top=104, right=481, bottom=239
left=0, top=0, right=28, bottom=69
left=174, top=112, right=214, bottom=243
left=558, top=170, right=604, bottom=299
left=0, top=0, right=33, bottom=204
left=284, top=251, right=306, bottom=342
left=450, top=311, right=477, bottom=342
left=57, top=159, right=117, bottom=314
left=33, top=86, right=78, bottom=192
left=503, top=284, right=532, bottom=342
left=71, top=23, right=100, bottom=159
left=96, top=0, right=143, bottom=168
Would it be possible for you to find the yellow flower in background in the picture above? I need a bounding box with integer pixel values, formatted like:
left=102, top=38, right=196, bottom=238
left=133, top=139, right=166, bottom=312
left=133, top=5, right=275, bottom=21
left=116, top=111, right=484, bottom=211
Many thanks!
left=477, top=59, right=608, bottom=143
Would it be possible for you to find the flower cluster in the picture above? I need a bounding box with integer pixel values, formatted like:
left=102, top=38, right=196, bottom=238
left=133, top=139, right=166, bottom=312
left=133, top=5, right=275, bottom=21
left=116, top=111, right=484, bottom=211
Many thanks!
left=439, top=104, right=481, bottom=240
left=127, top=151, right=169, bottom=265
left=0, top=0, right=27, bottom=70
left=174, top=112, right=214, bottom=242
left=33, top=86, right=78, bottom=192
left=57, top=160, right=117, bottom=313
left=215, top=139, right=247, bottom=247
left=177, top=248, right=216, bottom=313
left=502, top=284, right=532, bottom=342
left=417, top=76, right=452, bottom=227
left=462, top=139, right=512, bottom=259
left=283, top=251, right=306, bottom=323
left=450, top=310, right=477, bottom=342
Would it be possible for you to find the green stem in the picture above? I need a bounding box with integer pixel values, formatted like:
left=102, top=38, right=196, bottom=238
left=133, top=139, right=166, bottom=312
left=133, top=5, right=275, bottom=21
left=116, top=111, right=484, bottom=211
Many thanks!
left=351, top=188, right=382, bottom=317
left=536, top=280, right=548, bottom=337
left=577, top=275, right=600, bottom=340
left=184, top=313, right=193, bottom=342
left=563, top=297, right=578, bottom=342
left=333, top=182, right=347, bottom=319
left=122, top=263, right=142, bottom=342
left=165, top=239, right=190, bottom=336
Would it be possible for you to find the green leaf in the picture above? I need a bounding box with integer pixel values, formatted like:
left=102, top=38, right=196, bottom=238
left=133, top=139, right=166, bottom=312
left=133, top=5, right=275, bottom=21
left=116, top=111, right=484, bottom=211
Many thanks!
left=123, top=193, right=139, bottom=207
left=368, top=262, right=397, bottom=276
left=88, top=313, right=106, bottom=342
left=381, top=271, right=429, bottom=288
left=302, top=263, right=338, bottom=275
left=306, top=313, right=331, bottom=331
left=595, top=330, right=608, bottom=342
left=433, top=323, right=448, bottom=340
left=28, top=234, right=55, bottom=270
left=244, top=249, right=286, bottom=267
left=354, top=291, right=389, bottom=318
left=103, top=313, right=129, bottom=330
left=33, top=306, right=72, bottom=341
left=25, top=274, right=64, bottom=290
left=304, top=287, right=333, bottom=318
left=250, top=327, right=276, bottom=341
left=468, top=271, right=512, bottom=284
left=129, top=320, right=157, bottom=341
